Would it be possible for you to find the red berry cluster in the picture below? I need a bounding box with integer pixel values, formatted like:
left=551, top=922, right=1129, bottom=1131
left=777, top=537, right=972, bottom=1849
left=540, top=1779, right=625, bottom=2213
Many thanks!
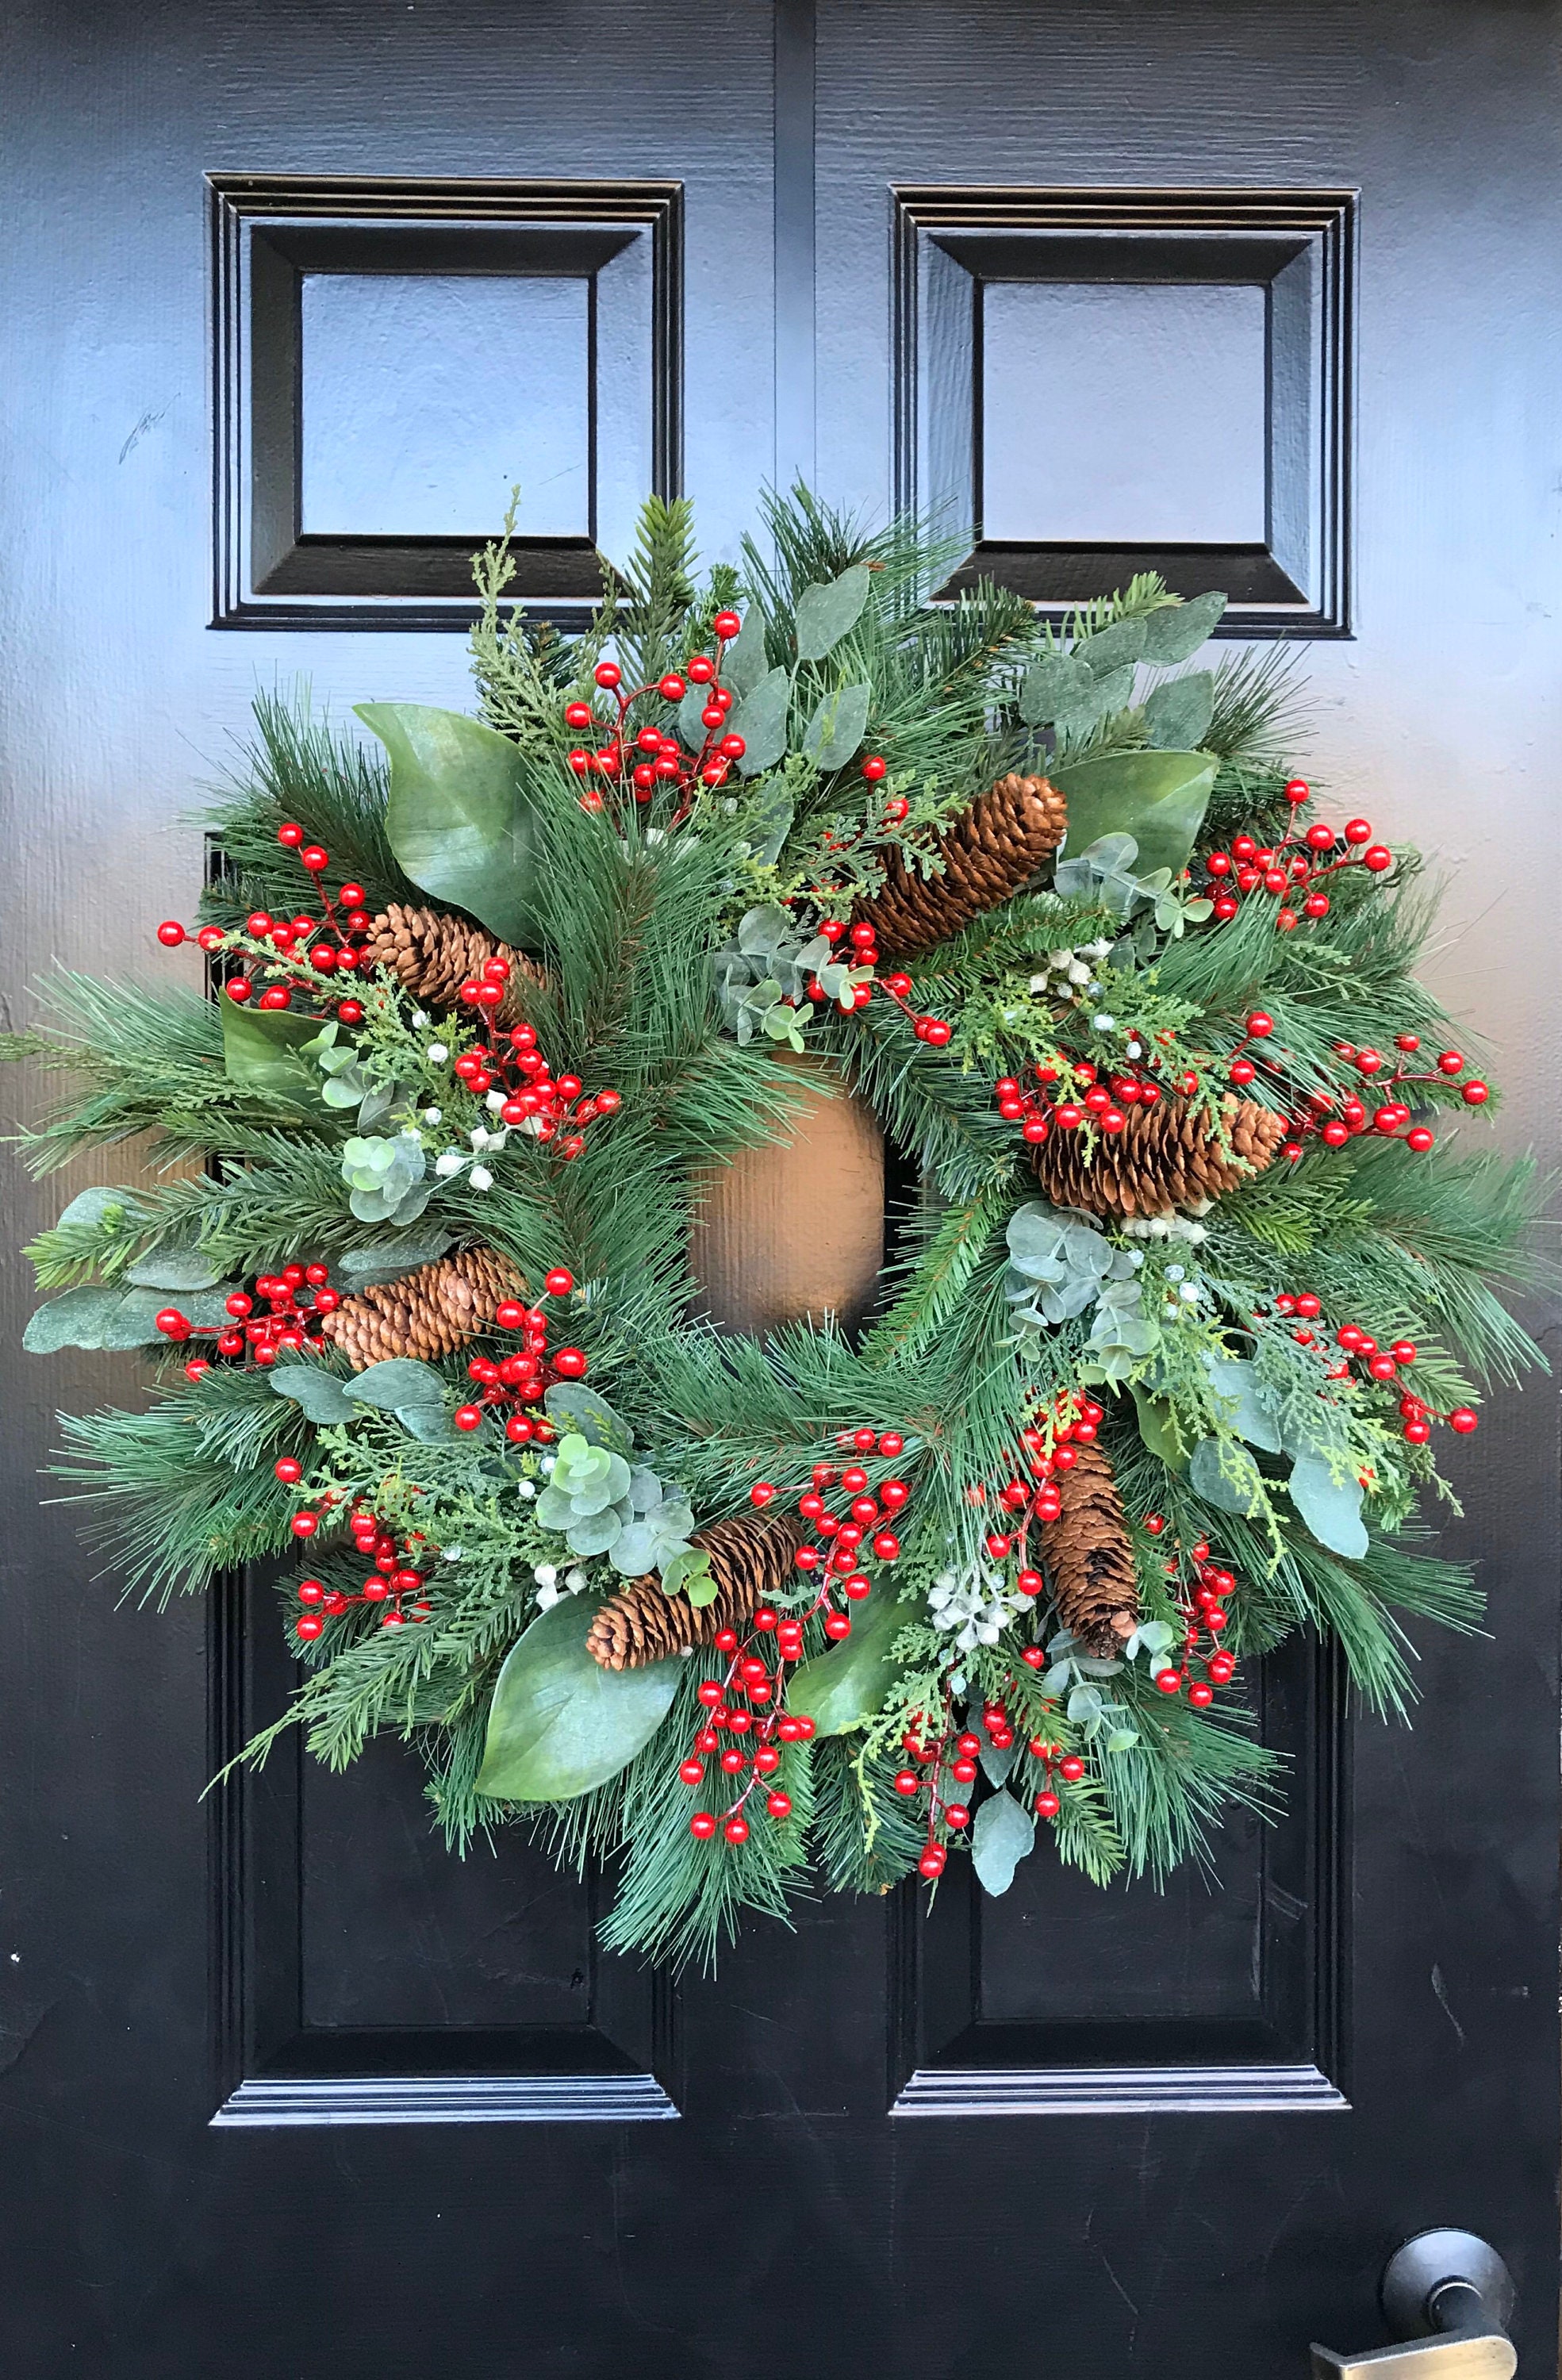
left=1141, top=1528, right=1238, bottom=1705
left=683, top=1623, right=819, bottom=1844
left=566, top=618, right=753, bottom=813
left=155, top=1265, right=341, bottom=1376
left=1261, top=1302, right=1476, bottom=1444
left=159, top=829, right=386, bottom=1029
left=452, top=1268, right=583, bottom=1441
left=1202, top=796, right=1395, bottom=933
left=293, top=1505, right=436, bottom=1641
left=448, top=1017, right=621, bottom=1165
left=994, top=1050, right=1167, bottom=1145
left=749, top=1426, right=911, bottom=1641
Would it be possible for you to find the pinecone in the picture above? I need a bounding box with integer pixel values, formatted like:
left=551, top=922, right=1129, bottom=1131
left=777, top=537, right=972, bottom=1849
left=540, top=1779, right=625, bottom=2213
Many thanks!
left=320, top=1246, right=527, bottom=1370
left=1040, top=1442, right=1141, bottom=1656
left=585, top=1509, right=810, bottom=1671
left=1032, top=1094, right=1286, bottom=1219
left=360, top=903, right=549, bottom=1024
left=851, top=773, right=1068, bottom=958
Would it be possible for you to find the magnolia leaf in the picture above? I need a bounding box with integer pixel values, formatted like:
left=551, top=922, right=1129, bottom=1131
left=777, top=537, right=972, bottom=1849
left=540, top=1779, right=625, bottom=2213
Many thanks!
left=1138, top=590, right=1226, bottom=666
left=786, top=1590, right=905, bottom=1736
left=24, top=1285, right=126, bottom=1353
left=356, top=702, right=539, bottom=949
left=723, top=609, right=770, bottom=696
left=347, top=1357, right=448, bottom=1415
left=803, top=681, right=872, bottom=772
left=731, top=667, right=792, bottom=777
left=475, top=1594, right=679, bottom=1801
left=1144, top=670, right=1215, bottom=751
left=793, top=562, right=870, bottom=662
left=1288, top=1452, right=1369, bottom=1559
left=1188, top=1435, right=1266, bottom=1515
left=270, top=1366, right=357, bottom=1425
left=970, top=1790, right=1036, bottom=1896
left=1019, top=650, right=1091, bottom=725
left=1052, top=749, right=1219, bottom=882
left=1130, top=1383, right=1188, bottom=1472
left=221, top=1000, right=324, bottom=1094
left=1075, top=616, right=1147, bottom=672
left=543, top=1383, right=635, bottom=1455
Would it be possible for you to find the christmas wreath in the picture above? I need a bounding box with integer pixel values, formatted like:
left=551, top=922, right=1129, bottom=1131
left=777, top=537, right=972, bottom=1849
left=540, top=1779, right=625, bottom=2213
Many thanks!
left=11, top=491, right=1544, bottom=1967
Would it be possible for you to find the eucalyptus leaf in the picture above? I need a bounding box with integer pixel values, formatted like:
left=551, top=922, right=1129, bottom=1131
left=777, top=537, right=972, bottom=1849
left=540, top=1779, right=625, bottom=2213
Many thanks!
left=337, top=1224, right=456, bottom=1289
left=347, top=1358, right=448, bottom=1415
left=543, top=1383, right=635, bottom=1455
left=723, top=609, right=770, bottom=696
left=125, top=1242, right=222, bottom=1291
left=979, top=1734, right=1017, bottom=1787
left=221, top=1000, right=323, bottom=1095
left=1052, top=749, right=1219, bottom=882
left=1138, top=590, right=1226, bottom=666
left=803, top=681, right=872, bottom=772
left=677, top=681, right=712, bottom=750
left=1205, top=1357, right=1285, bottom=1453
left=475, top=1595, right=679, bottom=1801
left=1188, top=1435, right=1266, bottom=1516
left=1288, top=1452, right=1369, bottom=1559
left=356, top=702, right=539, bottom=949
left=566, top=1508, right=626, bottom=1559
left=398, top=1404, right=457, bottom=1445
left=1075, top=616, right=1147, bottom=672
left=24, top=1286, right=125, bottom=1353
left=52, top=1187, right=145, bottom=1234
left=793, top=562, right=870, bottom=662
left=1143, top=670, right=1215, bottom=751
left=270, top=1367, right=358, bottom=1425
left=787, top=1590, right=906, bottom=1736
left=970, top=1790, right=1035, bottom=1895
left=1055, top=661, right=1135, bottom=731
left=731, top=667, right=792, bottom=777
left=746, top=788, right=794, bottom=868
left=1019, top=649, right=1092, bottom=726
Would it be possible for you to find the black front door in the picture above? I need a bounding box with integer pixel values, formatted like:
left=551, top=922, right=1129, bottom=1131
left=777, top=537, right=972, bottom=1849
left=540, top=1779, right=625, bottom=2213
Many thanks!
left=3, top=5, right=1557, bottom=2374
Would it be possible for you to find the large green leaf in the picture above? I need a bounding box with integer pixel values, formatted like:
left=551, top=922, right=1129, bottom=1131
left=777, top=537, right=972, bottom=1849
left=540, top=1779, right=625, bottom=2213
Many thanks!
left=787, top=1589, right=907, bottom=1736
left=793, top=563, right=870, bottom=662
left=475, top=1595, right=679, bottom=1801
left=732, top=667, right=792, bottom=777
left=1053, top=749, right=1219, bottom=881
left=221, top=1000, right=324, bottom=1094
left=356, top=703, right=538, bottom=949
left=1129, top=1383, right=1188, bottom=1472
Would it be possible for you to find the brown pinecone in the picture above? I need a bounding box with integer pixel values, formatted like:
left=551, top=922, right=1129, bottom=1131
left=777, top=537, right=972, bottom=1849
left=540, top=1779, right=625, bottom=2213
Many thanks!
left=1040, top=1442, right=1141, bottom=1655
left=1032, top=1093, right=1286, bottom=1219
left=320, top=1246, right=527, bottom=1370
left=851, top=773, right=1068, bottom=958
left=360, top=903, right=549, bottom=1024
left=585, top=1509, right=810, bottom=1672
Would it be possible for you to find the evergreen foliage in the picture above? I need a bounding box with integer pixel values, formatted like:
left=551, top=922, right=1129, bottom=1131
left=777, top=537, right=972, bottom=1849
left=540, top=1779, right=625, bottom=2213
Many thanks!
left=9, top=491, right=1546, bottom=1967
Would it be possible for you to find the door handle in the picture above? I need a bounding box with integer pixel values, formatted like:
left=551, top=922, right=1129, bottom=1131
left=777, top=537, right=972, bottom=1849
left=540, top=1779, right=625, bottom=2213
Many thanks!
left=1311, top=2230, right=1516, bottom=2380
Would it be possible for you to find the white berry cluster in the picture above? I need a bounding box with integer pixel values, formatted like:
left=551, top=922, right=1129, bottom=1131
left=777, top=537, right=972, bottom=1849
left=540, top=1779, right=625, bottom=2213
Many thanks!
left=929, top=1563, right=1030, bottom=1653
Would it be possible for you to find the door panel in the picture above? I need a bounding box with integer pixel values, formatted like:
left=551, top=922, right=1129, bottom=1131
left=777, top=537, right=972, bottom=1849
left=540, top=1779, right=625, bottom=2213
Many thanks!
left=3, top=3, right=1558, bottom=2374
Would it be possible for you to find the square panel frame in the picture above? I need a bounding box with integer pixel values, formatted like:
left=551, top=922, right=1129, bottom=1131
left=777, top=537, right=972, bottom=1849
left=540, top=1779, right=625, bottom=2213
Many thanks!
left=209, top=174, right=683, bottom=632
left=207, top=1570, right=680, bottom=2126
left=892, top=185, right=1356, bottom=638
left=888, top=1632, right=1352, bottom=2116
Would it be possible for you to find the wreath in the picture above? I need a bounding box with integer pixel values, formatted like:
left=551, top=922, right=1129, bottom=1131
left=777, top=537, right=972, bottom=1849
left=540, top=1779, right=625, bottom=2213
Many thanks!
left=11, top=491, right=1543, bottom=1967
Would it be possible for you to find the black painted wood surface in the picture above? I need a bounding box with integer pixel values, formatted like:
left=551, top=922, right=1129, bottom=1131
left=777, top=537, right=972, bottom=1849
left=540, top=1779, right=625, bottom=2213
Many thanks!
left=2, top=3, right=1558, bottom=2374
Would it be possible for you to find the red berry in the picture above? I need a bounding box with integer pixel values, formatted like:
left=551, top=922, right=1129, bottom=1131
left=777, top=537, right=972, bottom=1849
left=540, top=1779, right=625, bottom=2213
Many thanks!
left=1304, top=822, right=1335, bottom=852
left=689, top=1812, right=717, bottom=1840
left=1448, top=1407, right=1479, bottom=1434
left=766, top=1791, right=793, bottom=1819
left=918, top=1846, right=946, bottom=1879
left=943, top=1803, right=970, bottom=1831
left=1245, top=1011, right=1274, bottom=1039
left=1361, top=844, right=1394, bottom=873
left=1058, top=1755, right=1085, bottom=1783
left=274, top=1457, right=303, bottom=1484
left=1344, top=818, right=1372, bottom=844
left=1460, top=1081, right=1489, bottom=1106
left=290, top=1511, right=319, bottom=1538
left=1284, top=777, right=1310, bottom=804
left=1403, top=1419, right=1432, bottom=1444
left=543, top=1267, right=574, bottom=1297
left=1437, top=1050, right=1464, bottom=1075
left=551, top=1348, right=588, bottom=1379
left=454, top=1405, right=484, bottom=1432
left=295, top=1614, right=325, bottom=1641
left=1035, top=1791, right=1061, bottom=1820
left=224, top=976, right=251, bottom=1003
left=712, top=610, right=742, bottom=640
left=1188, top=1681, right=1215, bottom=1707
left=723, top=1814, right=750, bottom=1844
left=861, top=755, right=887, bottom=782
left=1155, top=1668, right=1184, bottom=1695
